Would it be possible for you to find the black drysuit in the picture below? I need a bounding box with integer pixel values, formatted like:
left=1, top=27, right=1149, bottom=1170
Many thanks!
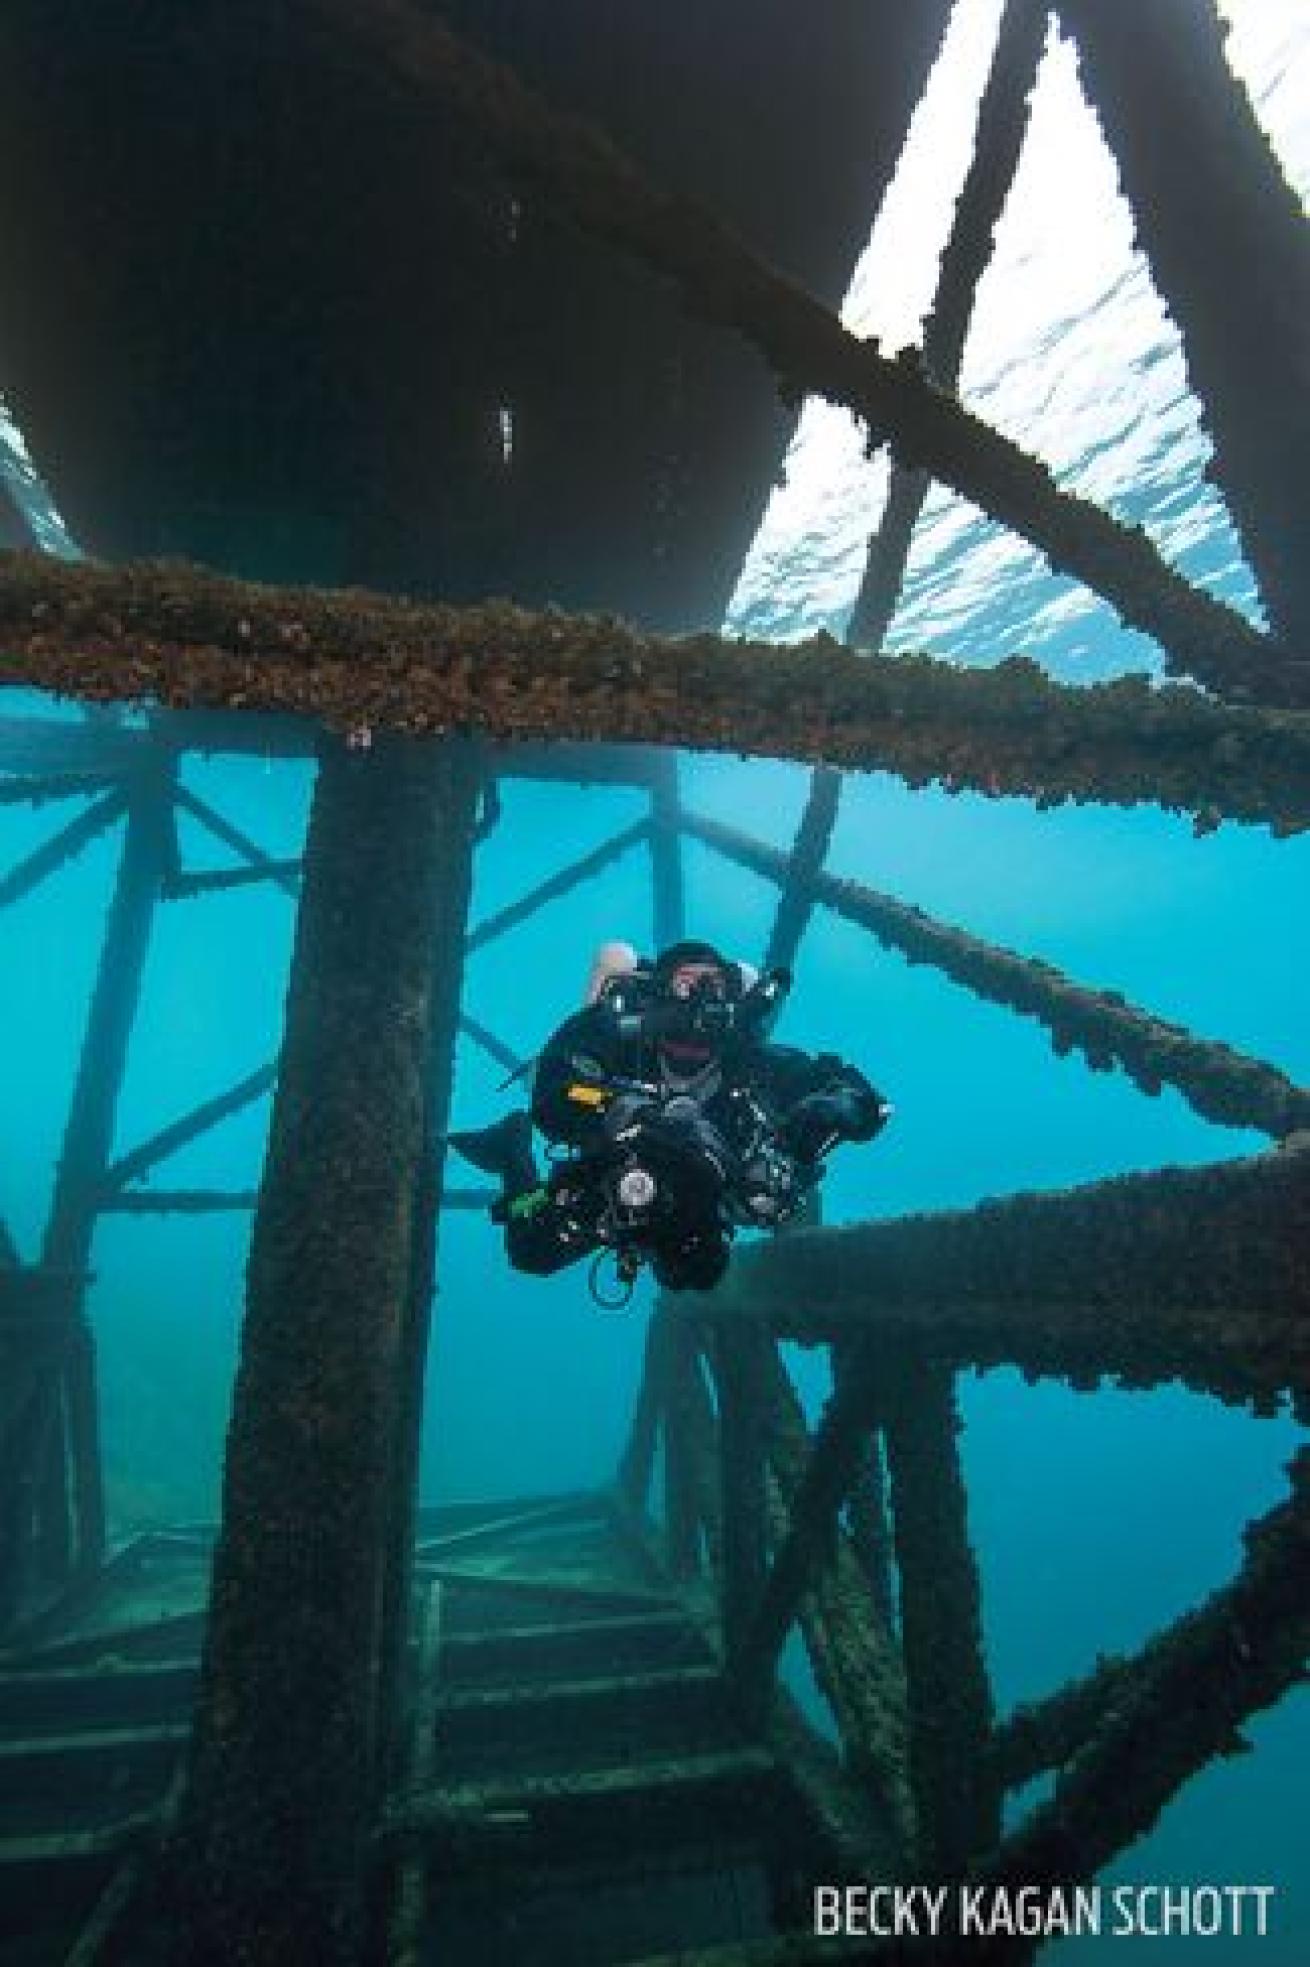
left=503, top=1000, right=887, bottom=1291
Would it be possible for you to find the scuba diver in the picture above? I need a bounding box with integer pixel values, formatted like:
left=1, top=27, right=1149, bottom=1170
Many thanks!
left=450, top=939, right=889, bottom=1306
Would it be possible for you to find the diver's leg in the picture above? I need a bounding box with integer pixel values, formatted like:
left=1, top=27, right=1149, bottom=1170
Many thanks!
left=652, top=1211, right=731, bottom=1292
left=653, top=1231, right=730, bottom=1292
left=448, top=1111, right=539, bottom=1192
left=503, top=1185, right=599, bottom=1278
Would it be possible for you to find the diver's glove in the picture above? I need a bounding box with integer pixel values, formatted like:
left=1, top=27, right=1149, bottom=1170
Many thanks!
left=602, top=1091, right=661, bottom=1144
left=782, top=1081, right=889, bottom=1161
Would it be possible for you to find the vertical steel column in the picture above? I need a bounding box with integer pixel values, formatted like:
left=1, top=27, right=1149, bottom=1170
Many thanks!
left=1056, top=0, right=1310, bottom=649
left=662, top=1311, right=703, bottom=1579
left=166, top=737, right=476, bottom=1966
left=882, top=1356, right=999, bottom=1875
left=832, top=1336, right=896, bottom=1632
left=37, top=746, right=175, bottom=1584
left=647, top=747, right=685, bottom=951
left=713, top=1324, right=769, bottom=1685
left=376, top=737, right=480, bottom=1785
left=849, top=0, right=1046, bottom=652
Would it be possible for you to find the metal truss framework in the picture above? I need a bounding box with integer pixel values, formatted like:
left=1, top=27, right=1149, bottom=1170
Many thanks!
left=1, top=686, right=1305, bottom=1964
left=0, top=0, right=1306, bottom=1956
left=0, top=714, right=682, bottom=1616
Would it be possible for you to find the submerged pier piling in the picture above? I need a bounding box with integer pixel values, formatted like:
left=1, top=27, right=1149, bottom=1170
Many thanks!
left=163, top=737, right=477, bottom=1965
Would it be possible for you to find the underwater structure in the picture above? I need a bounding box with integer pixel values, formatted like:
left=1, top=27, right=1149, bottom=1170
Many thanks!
left=0, top=1, right=1306, bottom=1962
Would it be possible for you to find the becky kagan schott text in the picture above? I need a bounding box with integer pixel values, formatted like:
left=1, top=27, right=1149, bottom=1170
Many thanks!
left=813, top=1882, right=1279, bottom=1943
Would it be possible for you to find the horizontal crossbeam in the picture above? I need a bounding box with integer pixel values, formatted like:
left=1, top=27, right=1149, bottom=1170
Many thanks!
left=164, top=859, right=303, bottom=900
left=97, top=1189, right=260, bottom=1215
left=2, top=556, right=1307, bottom=829
left=0, top=789, right=126, bottom=910
left=684, top=810, right=1310, bottom=1139
left=708, top=1136, right=1310, bottom=1411
left=466, top=818, right=651, bottom=952
left=458, top=1014, right=526, bottom=1079
left=314, top=0, right=1299, bottom=707
left=100, top=1063, right=278, bottom=1196
left=0, top=716, right=146, bottom=777
left=0, top=772, right=119, bottom=807
left=172, top=787, right=300, bottom=898
left=967, top=1451, right=1310, bottom=1939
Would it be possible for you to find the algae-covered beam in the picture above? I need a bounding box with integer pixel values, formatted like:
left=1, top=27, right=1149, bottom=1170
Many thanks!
left=377, top=737, right=478, bottom=1790
left=309, top=0, right=1295, bottom=705
left=660, top=1458, right=1310, bottom=1966
left=0, top=714, right=145, bottom=777
left=38, top=753, right=175, bottom=1583
left=742, top=1342, right=886, bottom=1698
left=164, top=859, right=304, bottom=900
left=849, top=0, right=1047, bottom=651
left=4, top=554, right=1309, bottom=829
left=97, top=1189, right=259, bottom=1215
left=100, top=1063, right=278, bottom=1196
left=955, top=1450, right=1310, bottom=1964
left=832, top=1340, right=897, bottom=1636
left=685, top=811, right=1310, bottom=1141
left=991, top=1651, right=1135, bottom=1795
left=663, top=1312, right=706, bottom=1580
left=0, top=789, right=126, bottom=911
left=993, top=1458, right=1308, bottom=1796
left=881, top=1359, right=999, bottom=1876
left=164, top=738, right=476, bottom=1966
left=711, top=1325, right=770, bottom=1684
left=649, top=747, right=686, bottom=949
left=0, top=771, right=121, bottom=807
left=457, top=1015, right=526, bottom=1085
left=172, top=786, right=302, bottom=899
left=465, top=817, right=650, bottom=952
left=756, top=1340, right=915, bottom=1871
left=617, top=1303, right=672, bottom=1514
left=713, top=1137, right=1310, bottom=1412
left=764, top=767, right=843, bottom=978
left=1056, top=0, right=1310, bottom=650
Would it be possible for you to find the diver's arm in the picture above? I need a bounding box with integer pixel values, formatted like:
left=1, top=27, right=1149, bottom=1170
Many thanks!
left=761, top=1046, right=890, bottom=1158
left=530, top=1005, right=635, bottom=1148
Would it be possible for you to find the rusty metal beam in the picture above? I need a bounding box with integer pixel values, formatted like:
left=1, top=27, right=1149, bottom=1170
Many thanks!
left=684, top=810, right=1310, bottom=1141
left=0, top=715, right=146, bottom=777
left=0, top=770, right=120, bottom=807
left=710, top=1136, right=1310, bottom=1413
left=710, top=1326, right=769, bottom=1687
left=763, top=767, right=843, bottom=977
left=100, top=1063, right=278, bottom=1197
left=36, top=756, right=174, bottom=1586
left=617, top=1304, right=672, bottom=1515
left=881, top=1358, right=999, bottom=1876
left=1055, top=0, right=1310, bottom=649
left=164, top=738, right=478, bottom=1964
left=648, top=748, right=686, bottom=950
left=756, top=1339, right=915, bottom=1871
left=0, top=789, right=126, bottom=911
left=3, top=556, right=1308, bottom=829
left=954, top=1450, right=1310, bottom=1964
left=309, top=0, right=1294, bottom=705
left=172, top=786, right=301, bottom=898
left=849, top=0, right=1047, bottom=651
left=457, top=1013, right=525, bottom=1079
left=164, top=858, right=303, bottom=899
left=740, top=1341, right=885, bottom=1699
left=97, top=1189, right=260, bottom=1215
left=465, top=817, right=650, bottom=953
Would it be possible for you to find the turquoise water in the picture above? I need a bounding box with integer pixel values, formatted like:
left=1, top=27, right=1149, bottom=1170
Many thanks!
left=1, top=0, right=1307, bottom=1955
left=2, top=706, right=1304, bottom=1956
